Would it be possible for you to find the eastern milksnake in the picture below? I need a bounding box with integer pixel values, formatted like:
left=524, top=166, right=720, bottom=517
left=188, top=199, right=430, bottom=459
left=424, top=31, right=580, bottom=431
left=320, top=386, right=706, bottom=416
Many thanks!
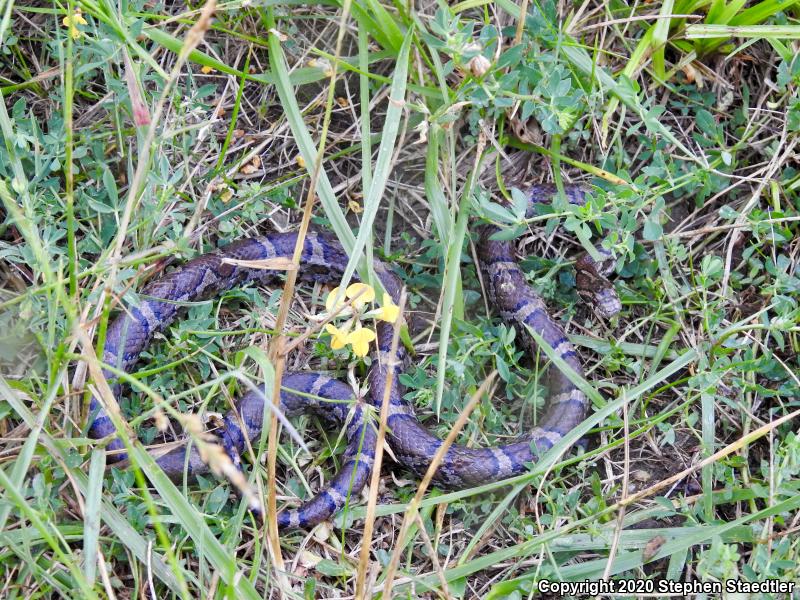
left=87, top=184, right=619, bottom=528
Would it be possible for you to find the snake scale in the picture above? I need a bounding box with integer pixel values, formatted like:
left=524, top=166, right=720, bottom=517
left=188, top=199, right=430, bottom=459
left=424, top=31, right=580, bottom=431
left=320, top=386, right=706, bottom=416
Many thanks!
left=87, top=184, right=620, bottom=529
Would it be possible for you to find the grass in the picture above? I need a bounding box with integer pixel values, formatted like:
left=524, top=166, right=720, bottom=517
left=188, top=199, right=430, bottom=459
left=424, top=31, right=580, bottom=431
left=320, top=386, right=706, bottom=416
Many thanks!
left=1, top=0, right=800, bottom=598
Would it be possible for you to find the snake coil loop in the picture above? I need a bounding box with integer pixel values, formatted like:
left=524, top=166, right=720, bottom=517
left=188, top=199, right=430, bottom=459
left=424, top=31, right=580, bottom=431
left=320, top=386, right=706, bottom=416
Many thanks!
left=87, top=184, right=619, bottom=528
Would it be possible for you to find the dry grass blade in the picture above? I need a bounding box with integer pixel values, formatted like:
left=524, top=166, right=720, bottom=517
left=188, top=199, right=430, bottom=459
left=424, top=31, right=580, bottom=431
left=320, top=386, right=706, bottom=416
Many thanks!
left=380, top=371, right=499, bottom=598
left=618, top=407, right=800, bottom=511
left=355, top=290, right=407, bottom=599
left=108, top=0, right=217, bottom=267
left=79, top=327, right=272, bottom=592
left=263, top=0, right=357, bottom=582
left=220, top=257, right=297, bottom=271
left=0, top=376, right=185, bottom=595
left=601, top=394, right=630, bottom=582
left=434, top=131, right=487, bottom=415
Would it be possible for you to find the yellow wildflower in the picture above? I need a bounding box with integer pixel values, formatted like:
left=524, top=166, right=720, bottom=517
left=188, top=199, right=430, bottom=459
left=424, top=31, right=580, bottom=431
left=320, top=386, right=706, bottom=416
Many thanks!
left=346, top=325, right=376, bottom=358
left=325, top=286, right=349, bottom=313
left=375, top=293, right=400, bottom=323
left=63, top=9, right=87, bottom=40
left=325, top=323, right=349, bottom=350
left=345, top=283, right=375, bottom=309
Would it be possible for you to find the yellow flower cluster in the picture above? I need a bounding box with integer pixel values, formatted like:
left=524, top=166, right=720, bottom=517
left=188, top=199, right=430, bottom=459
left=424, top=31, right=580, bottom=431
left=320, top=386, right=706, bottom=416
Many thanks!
left=323, top=283, right=399, bottom=358
left=62, top=9, right=87, bottom=40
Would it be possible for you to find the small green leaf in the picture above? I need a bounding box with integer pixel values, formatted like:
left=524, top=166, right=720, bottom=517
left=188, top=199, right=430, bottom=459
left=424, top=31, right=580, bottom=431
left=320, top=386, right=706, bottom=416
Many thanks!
left=314, top=559, right=354, bottom=577
left=643, top=218, right=663, bottom=241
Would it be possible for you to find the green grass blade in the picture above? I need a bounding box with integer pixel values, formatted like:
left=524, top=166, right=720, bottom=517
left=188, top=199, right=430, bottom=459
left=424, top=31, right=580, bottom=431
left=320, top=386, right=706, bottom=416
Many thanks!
left=0, top=467, right=97, bottom=598
left=337, top=28, right=412, bottom=293
left=0, top=375, right=63, bottom=533
left=0, top=0, right=14, bottom=43
left=730, top=0, right=800, bottom=26
left=425, top=126, right=453, bottom=243
left=685, top=23, right=800, bottom=38
left=82, top=450, right=105, bottom=585
left=702, top=385, right=715, bottom=519
left=144, top=26, right=327, bottom=86
left=127, top=447, right=264, bottom=600
left=362, top=0, right=404, bottom=51
left=766, top=37, right=794, bottom=61
left=358, top=27, right=373, bottom=193
left=434, top=149, right=483, bottom=415
left=0, top=375, right=188, bottom=595
left=403, top=405, right=796, bottom=594
left=350, top=2, right=396, bottom=54
left=691, top=0, right=800, bottom=53
left=267, top=31, right=355, bottom=254
left=651, top=0, right=675, bottom=79
left=710, top=0, right=748, bottom=24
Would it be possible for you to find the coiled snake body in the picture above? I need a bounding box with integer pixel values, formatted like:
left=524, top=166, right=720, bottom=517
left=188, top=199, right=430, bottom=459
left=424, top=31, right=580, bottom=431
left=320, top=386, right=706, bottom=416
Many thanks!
left=88, top=184, right=619, bottom=529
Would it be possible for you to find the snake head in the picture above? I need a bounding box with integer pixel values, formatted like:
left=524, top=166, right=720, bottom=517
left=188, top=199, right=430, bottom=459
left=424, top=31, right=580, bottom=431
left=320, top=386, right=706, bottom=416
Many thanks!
left=575, top=252, right=621, bottom=319
left=584, top=286, right=622, bottom=319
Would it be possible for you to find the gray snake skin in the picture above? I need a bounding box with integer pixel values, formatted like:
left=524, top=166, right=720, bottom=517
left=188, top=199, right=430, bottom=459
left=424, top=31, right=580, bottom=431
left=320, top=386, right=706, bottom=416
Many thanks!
left=88, top=184, right=619, bottom=528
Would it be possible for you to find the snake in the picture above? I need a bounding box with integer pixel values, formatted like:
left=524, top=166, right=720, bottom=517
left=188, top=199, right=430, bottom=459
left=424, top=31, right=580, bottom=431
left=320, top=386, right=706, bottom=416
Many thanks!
left=87, top=184, right=620, bottom=529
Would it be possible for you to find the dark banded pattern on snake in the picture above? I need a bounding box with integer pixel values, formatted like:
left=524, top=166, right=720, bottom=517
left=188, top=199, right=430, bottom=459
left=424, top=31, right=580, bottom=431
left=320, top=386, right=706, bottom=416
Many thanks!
left=88, top=184, right=619, bottom=528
